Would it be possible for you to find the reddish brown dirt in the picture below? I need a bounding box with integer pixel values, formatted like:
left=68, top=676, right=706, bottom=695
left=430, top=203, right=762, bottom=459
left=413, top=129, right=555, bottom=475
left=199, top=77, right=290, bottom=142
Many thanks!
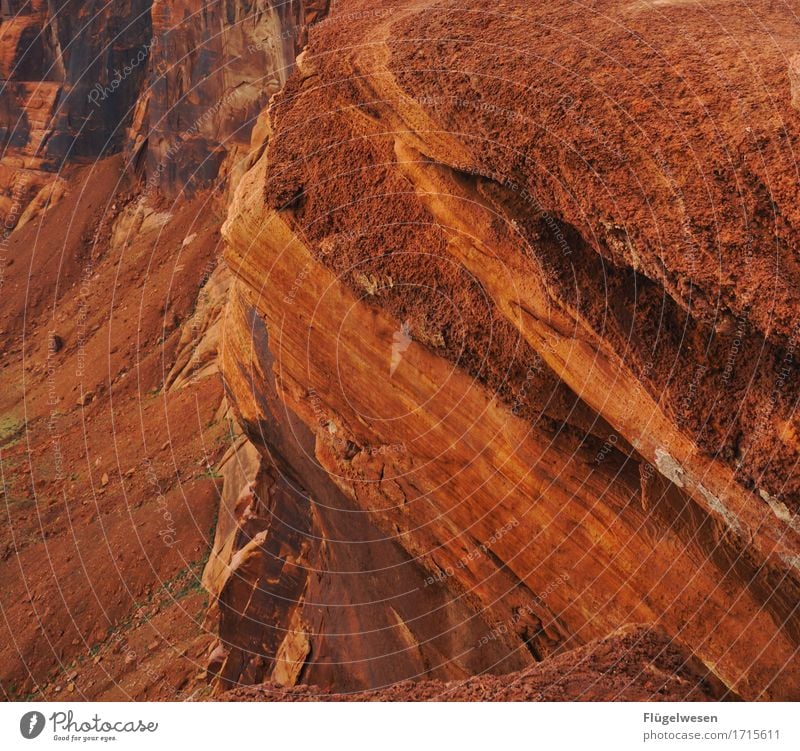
left=264, top=0, right=800, bottom=510
left=224, top=626, right=734, bottom=702
left=0, top=156, right=229, bottom=700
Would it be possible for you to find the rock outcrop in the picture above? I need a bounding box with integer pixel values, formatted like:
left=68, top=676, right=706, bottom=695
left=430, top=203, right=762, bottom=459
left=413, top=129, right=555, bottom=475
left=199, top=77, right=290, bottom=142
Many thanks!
left=2, top=0, right=799, bottom=702
left=224, top=625, right=733, bottom=702
left=0, top=0, right=333, bottom=700
left=220, top=0, right=800, bottom=700
left=203, top=284, right=529, bottom=690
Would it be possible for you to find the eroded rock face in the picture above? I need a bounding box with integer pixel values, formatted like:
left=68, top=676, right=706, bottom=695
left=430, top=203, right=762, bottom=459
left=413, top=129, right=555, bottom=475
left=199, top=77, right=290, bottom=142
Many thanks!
left=2, top=0, right=799, bottom=702
left=0, top=0, right=152, bottom=162
left=220, top=0, right=800, bottom=699
left=0, top=0, right=152, bottom=227
left=205, top=285, right=530, bottom=691
left=137, top=0, right=330, bottom=195
left=223, top=625, right=733, bottom=702
left=0, top=1, right=328, bottom=213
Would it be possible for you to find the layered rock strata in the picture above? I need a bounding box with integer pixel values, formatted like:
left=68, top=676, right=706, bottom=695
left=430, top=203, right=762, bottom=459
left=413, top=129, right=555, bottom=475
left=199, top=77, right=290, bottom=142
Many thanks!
left=219, top=0, right=800, bottom=699
left=136, top=0, right=330, bottom=194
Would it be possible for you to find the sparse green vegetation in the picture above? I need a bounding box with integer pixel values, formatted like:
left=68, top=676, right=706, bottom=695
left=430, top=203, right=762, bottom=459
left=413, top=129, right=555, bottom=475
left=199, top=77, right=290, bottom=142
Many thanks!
left=201, top=465, right=221, bottom=479
left=0, top=415, right=23, bottom=448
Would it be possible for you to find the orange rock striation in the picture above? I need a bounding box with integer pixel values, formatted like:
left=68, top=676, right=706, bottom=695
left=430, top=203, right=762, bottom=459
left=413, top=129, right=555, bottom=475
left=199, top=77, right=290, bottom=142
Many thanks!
left=1, top=0, right=799, bottom=702
left=219, top=0, right=800, bottom=699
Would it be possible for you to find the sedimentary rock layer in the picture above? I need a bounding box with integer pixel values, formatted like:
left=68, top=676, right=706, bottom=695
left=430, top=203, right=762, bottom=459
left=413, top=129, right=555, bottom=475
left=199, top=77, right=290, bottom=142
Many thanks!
left=138, top=0, right=330, bottom=194
left=0, top=1, right=328, bottom=210
left=220, top=0, right=800, bottom=699
left=2, top=0, right=799, bottom=703
left=205, top=283, right=529, bottom=691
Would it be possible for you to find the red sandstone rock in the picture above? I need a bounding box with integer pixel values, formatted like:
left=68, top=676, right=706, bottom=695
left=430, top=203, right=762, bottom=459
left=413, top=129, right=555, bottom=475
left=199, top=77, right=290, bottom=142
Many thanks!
left=1, top=0, right=799, bottom=703
left=220, top=0, right=800, bottom=700
left=224, top=626, right=734, bottom=702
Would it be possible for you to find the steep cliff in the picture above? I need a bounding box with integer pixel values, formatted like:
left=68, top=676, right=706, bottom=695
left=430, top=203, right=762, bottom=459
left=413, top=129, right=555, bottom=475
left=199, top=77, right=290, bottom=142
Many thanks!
left=0, top=0, right=152, bottom=229
left=0, top=0, right=336, bottom=700
left=220, top=0, right=800, bottom=699
left=0, top=0, right=152, bottom=162
left=0, top=0, right=328, bottom=222
left=136, top=0, right=330, bottom=194
left=1, top=0, right=799, bottom=702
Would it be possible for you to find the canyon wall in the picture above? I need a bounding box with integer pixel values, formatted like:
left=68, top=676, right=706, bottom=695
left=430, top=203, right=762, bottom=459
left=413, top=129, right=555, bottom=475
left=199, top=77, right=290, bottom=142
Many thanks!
left=0, top=0, right=152, bottom=162
left=136, top=0, right=330, bottom=194
left=0, top=0, right=339, bottom=700
left=203, top=282, right=531, bottom=690
left=0, top=0, right=328, bottom=222
left=2, top=0, right=799, bottom=701
left=219, top=0, right=800, bottom=699
left=0, top=0, right=151, bottom=227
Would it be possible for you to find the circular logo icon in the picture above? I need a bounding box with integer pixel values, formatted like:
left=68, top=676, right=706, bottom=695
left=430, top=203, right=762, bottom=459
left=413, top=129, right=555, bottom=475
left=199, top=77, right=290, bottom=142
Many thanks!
left=20, top=711, right=45, bottom=740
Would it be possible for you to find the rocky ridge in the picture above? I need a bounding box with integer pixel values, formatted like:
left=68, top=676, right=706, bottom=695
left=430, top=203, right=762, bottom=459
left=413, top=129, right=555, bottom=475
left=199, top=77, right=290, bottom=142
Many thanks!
left=219, top=0, right=800, bottom=700
left=1, top=0, right=798, bottom=701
